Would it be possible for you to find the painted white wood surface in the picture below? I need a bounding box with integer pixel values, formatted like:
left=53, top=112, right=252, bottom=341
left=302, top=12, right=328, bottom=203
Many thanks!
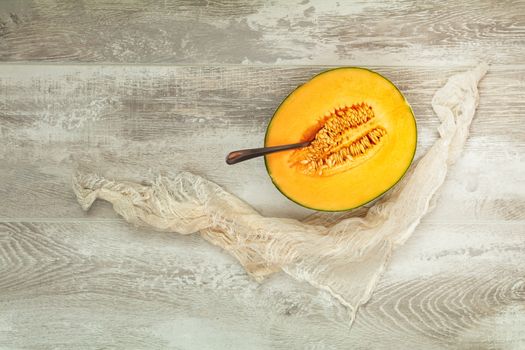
left=1, top=63, right=523, bottom=350
left=1, top=65, right=523, bottom=221
left=0, top=1, right=524, bottom=349
left=0, top=0, right=523, bottom=65
left=0, top=221, right=523, bottom=349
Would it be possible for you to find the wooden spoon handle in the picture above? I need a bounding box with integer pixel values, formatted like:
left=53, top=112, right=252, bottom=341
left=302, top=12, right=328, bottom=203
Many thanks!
left=226, top=141, right=311, bottom=165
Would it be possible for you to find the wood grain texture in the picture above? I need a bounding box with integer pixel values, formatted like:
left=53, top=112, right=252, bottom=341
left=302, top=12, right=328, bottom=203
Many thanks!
left=0, top=0, right=524, bottom=65
left=0, top=63, right=524, bottom=349
left=1, top=0, right=524, bottom=348
left=0, top=221, right=523, bottom=349
left=0, top=64, right=523, bottom=221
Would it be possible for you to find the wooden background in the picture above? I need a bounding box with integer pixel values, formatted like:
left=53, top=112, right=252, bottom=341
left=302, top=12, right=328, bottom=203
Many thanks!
left=0, top=1, right=524, bottom=349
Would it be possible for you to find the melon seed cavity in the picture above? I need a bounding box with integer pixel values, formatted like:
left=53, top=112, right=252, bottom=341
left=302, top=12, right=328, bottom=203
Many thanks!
left=290, top=103, right=387, bottom=176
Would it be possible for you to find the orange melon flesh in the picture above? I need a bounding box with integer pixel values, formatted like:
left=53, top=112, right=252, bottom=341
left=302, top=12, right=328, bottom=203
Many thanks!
left=264, top=68, right=417, bottom=211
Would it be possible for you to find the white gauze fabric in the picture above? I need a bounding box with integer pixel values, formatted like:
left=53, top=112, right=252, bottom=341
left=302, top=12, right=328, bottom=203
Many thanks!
left=73, top=64, right=488, bottom=324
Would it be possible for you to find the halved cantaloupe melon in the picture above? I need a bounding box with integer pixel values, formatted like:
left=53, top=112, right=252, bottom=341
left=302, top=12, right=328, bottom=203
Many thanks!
left=264, top=67, right=417, bottom=211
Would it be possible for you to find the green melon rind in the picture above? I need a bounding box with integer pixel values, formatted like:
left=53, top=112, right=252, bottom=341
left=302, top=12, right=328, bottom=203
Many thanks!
left=263, top=67, right=418, bottom=212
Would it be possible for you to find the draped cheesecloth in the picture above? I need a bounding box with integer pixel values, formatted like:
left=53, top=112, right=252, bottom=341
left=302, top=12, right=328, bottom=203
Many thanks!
left=73, top=64, right=488, bottom=325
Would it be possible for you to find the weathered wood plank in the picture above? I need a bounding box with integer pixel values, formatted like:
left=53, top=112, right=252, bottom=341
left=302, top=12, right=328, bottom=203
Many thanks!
left=0, top=64, right=523, bottom=221
left=0, top=221, right=523, bottom=349
left=0, top=0, right=523, bottom=65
